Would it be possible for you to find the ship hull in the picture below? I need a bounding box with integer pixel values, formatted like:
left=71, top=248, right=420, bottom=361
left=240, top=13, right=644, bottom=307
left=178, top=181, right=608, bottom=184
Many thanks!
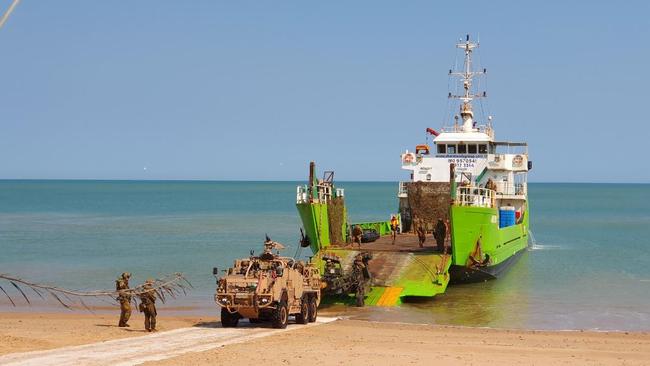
left=449, top=245, right=527, bottom=284
left=448, top=204, right=530, bottom=284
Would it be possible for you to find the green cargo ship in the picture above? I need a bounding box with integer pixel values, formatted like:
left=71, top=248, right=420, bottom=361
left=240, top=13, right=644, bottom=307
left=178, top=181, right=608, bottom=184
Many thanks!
left=296, top=35, right=531, bottom=305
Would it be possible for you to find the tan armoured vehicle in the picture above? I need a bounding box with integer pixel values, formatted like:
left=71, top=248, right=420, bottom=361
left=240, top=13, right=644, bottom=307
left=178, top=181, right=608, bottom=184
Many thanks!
left=214, top=237, right=321, bottom=328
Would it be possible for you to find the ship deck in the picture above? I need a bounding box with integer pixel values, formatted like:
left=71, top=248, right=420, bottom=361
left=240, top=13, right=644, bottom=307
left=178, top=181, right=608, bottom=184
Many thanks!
left=331, top=233, right=450, bottom=254
left=321, top=234, right=453, bottom=305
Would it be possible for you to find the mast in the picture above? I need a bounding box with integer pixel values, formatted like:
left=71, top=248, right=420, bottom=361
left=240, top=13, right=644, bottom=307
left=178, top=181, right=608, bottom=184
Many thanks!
left=448, top=34, right=486, bottom=132
left=0, top=0, right=20, bottom=30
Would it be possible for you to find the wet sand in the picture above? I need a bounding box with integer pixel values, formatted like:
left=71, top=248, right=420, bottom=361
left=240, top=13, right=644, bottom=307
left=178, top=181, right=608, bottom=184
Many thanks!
left=2, top=312, right=650, bottom=365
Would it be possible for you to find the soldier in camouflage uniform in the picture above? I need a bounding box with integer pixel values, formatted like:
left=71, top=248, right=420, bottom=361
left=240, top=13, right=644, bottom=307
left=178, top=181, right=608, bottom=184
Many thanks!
left=434, top=218, right=446, bottom=253
left=416, top=222, right=426, bottom=248
left=138, top=279, right=157, bottom=332
left=352, top=253, right=372, bottom=307
left=116, top=272, right=131, bottom=327
left=351, top=225, right=363, bottom=248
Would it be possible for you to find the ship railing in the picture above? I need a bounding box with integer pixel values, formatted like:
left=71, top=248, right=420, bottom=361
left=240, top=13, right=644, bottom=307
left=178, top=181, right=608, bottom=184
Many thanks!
left=455, top=186, right=495, bottom=208
left=316, top=184, right=332, bottom=203
left=296, top=185, right=309, bottom=204
left=397, top=181, right=408, bottom=198
left=494, top=182, right=527, bottom=196
left=296, top=184, right=342, bottom=204
left=440, top=124, right=494, bottom=137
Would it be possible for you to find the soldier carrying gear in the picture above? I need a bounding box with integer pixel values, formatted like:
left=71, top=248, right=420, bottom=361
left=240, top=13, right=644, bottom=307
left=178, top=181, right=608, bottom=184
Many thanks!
left=263, top=237, right=285, bottom=253
left=433, top=218, right=446, bottom=253
left=351, top=225, right=363, bottom=248
left=411, top=214, right=420, bottom=234
left=390, top=215, right=399, bottom=244
left=138, top=279, right=157, bottom=332
left=352, top=253, right=373, bottom=307
left=115, top=272, right=131, bottom=327
left=417, top=224, right=426, bottom=248
left=261, top=236, right=286, bottom=260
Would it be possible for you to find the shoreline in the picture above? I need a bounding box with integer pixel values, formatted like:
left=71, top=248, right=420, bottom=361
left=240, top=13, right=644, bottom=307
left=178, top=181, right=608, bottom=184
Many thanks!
left=3, top=304, right=650, bottom=334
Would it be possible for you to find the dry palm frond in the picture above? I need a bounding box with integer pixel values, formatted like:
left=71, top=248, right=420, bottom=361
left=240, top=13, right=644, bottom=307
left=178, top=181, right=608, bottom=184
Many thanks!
left=0, top=272, right=192, bottom=309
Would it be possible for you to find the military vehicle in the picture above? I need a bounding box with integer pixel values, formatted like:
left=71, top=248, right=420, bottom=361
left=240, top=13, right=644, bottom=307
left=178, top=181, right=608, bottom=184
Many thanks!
left=321, top=252, right=372, bottom=306
left=214, top=238, right=321, bottom=329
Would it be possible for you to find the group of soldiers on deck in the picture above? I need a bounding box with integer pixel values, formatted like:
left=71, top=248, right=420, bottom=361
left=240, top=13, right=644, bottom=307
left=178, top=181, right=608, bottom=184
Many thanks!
left=350, top=214, right=450, bottom=253
left=412, top=215, right=450, bottom=253
left=115, top=272, right=158, bottom=332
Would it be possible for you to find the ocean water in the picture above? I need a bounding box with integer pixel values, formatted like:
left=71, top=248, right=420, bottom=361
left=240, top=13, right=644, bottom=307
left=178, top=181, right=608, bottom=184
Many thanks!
left=1, top=181, right=649, bottom=331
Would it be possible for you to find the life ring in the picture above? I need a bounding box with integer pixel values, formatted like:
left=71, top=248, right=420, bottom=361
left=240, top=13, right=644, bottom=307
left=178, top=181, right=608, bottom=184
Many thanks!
left=403, top=153, right=414, bottom=164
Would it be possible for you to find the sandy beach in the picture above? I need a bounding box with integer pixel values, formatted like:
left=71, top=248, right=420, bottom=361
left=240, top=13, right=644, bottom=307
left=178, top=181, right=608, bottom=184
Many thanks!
left=2, top=312, right=650, bottom=365
left=0, top=312, right=202, bottom=355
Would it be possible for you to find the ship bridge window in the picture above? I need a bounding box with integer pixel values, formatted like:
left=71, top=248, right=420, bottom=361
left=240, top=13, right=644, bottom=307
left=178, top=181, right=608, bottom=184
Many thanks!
left=437, top=144, right=446, bottom=154
left=447, top=144, right=456, bottom=154
left=468, top=144, right=477, bottom=154
left=458, top=144, right=467, bottom=154
left=479, top=144, right=488, bottom=154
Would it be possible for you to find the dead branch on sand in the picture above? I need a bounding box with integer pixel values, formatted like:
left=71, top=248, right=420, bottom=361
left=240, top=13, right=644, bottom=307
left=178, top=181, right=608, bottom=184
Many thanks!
left=0, top=272, right=192, bottom=310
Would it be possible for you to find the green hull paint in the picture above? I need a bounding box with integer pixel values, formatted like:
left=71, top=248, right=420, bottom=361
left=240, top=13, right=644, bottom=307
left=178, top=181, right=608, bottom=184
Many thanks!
left=313, top=248, right=451, bottom=305
left=394, top=252, right=451, bottom=298
left=450, top=204, right=530, bottom=269
left=296, top=202, right=331, bottom=252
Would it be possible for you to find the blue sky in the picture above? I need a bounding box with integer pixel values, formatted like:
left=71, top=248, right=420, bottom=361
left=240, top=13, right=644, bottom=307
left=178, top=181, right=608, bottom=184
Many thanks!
left=0, top=1, right=648, bottom=182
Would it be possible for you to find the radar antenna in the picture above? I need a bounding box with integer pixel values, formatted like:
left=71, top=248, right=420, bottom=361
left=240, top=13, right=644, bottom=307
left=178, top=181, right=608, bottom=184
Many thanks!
left=448, top=34, right=487, bottom=132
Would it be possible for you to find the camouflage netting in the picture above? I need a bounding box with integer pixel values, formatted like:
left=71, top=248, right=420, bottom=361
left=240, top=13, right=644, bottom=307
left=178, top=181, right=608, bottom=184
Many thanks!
left=406, top=182, right=451, bottom=232
left=327, top=197, right=346, bottom=244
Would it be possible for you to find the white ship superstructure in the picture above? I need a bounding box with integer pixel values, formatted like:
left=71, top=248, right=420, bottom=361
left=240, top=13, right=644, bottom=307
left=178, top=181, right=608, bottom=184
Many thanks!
left=398, top=35, right=531, bottom=231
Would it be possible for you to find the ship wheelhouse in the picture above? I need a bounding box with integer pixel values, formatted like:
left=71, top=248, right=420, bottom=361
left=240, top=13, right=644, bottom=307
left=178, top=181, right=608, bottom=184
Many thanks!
left=400, top=130, right=530, bottom=217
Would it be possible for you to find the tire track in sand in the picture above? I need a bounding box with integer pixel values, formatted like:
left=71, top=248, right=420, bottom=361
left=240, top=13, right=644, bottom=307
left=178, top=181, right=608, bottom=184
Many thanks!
left=0, top=317, right=338, bottom=366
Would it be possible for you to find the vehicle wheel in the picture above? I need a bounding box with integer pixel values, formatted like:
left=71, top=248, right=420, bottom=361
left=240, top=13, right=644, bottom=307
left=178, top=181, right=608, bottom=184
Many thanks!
left=221, top=307, right=239, bottom=328
left=249, top=318, right=262, bottom=324
left=272, top=300, right=289, bottom=329
left=295, top=297, right=309, bottom=324
left=307, top=296, right=318, bottom=323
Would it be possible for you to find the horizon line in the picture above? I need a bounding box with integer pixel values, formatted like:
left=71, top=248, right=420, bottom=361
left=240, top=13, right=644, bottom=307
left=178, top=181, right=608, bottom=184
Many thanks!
left=0, top=178, right=648, bottom=185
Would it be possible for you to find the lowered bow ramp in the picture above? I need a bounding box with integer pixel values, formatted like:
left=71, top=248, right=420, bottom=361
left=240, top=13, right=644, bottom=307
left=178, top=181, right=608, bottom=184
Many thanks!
left=324, top=248, right=451, bottom=306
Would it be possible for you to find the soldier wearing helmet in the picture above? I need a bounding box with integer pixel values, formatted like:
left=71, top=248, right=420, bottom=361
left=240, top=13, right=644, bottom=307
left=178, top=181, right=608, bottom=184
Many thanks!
left=115, top=272, right=131, bottom=327
left=138, top=279, right=157, bottom=332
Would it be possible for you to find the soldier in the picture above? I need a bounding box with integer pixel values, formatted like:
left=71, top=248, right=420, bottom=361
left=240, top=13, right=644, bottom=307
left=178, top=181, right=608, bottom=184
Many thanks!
left=486, top=178, right=497, bottom=191
left=444, top=219, right=451, bottom=253
left=352, top=253, right=371, bottom=307
left=411, top=214, right=419, bottom=234
left=115, top=272, right=131, bottom=327
left=138, top=279, right=157, bottom=332
left=433, top=218, right=446, bottom=252
left=417, top=224, right=426, bottom=248
left=390, top=215, right=399, bottom=245
left=351, top=225, right=363, bottom=247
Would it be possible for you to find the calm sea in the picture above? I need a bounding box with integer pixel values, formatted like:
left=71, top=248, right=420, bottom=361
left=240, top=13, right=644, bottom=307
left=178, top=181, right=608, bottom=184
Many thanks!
left=1, top=181, right=649, bottom=331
